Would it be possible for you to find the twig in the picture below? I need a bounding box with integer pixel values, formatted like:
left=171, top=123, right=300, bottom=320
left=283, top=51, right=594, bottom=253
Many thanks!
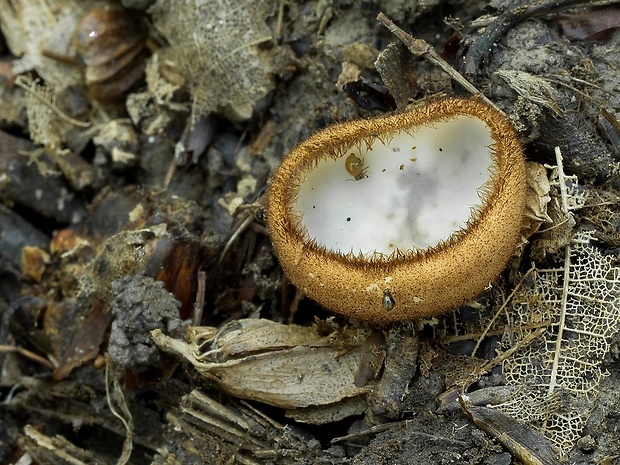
left=547, top=147, right=569, bottom=397
left=105, top=355, right=134, bottom=465
left=218, top=210, right=257, bottom=264
left=470, top=265, right=536, bottom=358
left=439, top=320, right=549, bottom=344
left=331, top=420, right=468, bottom=446
left=466, top=326, right=548, bottom=388
left=15, top=76, right=91, bottom=128
left=462, top=0, right=619, bottom=76
left=193, top=271, right=207, bottom=326
left=376, top=12, right=499, bottom=110
left=0, top=344, right=55, bottom=369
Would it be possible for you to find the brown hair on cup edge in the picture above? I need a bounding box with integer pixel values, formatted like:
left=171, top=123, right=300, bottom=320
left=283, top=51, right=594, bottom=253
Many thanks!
left=266, top=97, right=526, bottom=323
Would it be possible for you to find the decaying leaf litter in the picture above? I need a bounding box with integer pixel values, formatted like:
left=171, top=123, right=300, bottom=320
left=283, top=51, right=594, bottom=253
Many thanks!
left=1, top=0, right=620, bottom=464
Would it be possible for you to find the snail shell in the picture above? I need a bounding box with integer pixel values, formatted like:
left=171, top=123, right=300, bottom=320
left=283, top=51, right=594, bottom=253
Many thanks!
left=73, top=6, right=148, bottom=102
left=345, top=153, right=367, bottom=180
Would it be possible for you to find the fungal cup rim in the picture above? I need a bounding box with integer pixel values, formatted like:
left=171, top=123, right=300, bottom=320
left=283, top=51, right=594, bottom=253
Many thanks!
left=275, top=99, right=509, bottom=266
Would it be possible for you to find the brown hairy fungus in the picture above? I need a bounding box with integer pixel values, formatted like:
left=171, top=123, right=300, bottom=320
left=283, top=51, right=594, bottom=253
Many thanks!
left=266, top=98, right=526, bottom=323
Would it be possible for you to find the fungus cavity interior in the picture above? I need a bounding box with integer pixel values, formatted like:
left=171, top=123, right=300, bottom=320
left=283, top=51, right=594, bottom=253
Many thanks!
left=295, top=116, right=494, bottom=255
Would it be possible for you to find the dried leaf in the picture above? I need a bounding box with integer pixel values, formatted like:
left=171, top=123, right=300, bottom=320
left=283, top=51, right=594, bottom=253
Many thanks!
left=522, top=162, right=552, bottom=239
left=500, top=231, right=620, bottom=451
left=495, top=153, right=620, bottom=452
left=152, top=319, right=385, bottom=412
left=151, top=0, right=279, bottom=122
left=461, top=396, right=561, bottom=465
left=530, top=153, right=586, bottom=260
left=52, top=299, right=112, bottom=380
left=495, top=70, right=562, bottom=117
left=1, top=0, right=83, bottom=90
left=555, top=8, right=620, bottom=41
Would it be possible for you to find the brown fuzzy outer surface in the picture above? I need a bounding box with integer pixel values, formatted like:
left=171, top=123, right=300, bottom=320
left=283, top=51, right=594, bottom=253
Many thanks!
left=266, top=97, right=526, bottom=323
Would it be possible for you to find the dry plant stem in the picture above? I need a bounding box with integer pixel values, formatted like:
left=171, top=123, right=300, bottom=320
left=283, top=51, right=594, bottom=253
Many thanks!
left=192, top=271, right=207, bottom=326
left=463, top=0, right=620, bottom=76
left=165, top=411, right=264, bottom=465
left=543, top=78, right=604, bottom=114
left=555, top=147, right=570, bottom=214
left=188, top=391, right=256, bottom=433
left=548, top=239, right=571, bottom=396
left=21, top=425, right=91, bottom=464
left=287, top=288, right=305, bottom=323
left=470, top=265, right=535, bottom=358
left=219, top=211, right=256, bottom=265
left=441, top=321, right=549, bottom=344
left=465, top=326, right=548, bottom=389
left=14, top=76, right=91, bottom=128
left=182, top=392, right=271, bottom=451
left=331, top=420, right=468, bottom=446
left=163, top=158, right=177, bottom=189
left=376, top=13, right=498, bottom=110
left=275, top=0, right=286, bottom=40
left=181, top=405, right=262, bottom=448
left=239, top=399, right=285, bottom=430
left=105, top=355, right=134, bottom=465
left=460, top=398, right=561, bottom=465
left=548, top=147, right=569, bottom=396
left=0, top=344, right=55, bottom=369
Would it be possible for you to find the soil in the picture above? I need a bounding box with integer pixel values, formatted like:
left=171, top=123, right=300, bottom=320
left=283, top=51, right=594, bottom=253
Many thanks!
left=1, top=0, right=619, bottom=464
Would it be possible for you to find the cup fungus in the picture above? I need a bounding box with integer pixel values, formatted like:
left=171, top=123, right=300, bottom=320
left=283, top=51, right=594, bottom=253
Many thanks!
left=266, top=98, right=526, bottom=323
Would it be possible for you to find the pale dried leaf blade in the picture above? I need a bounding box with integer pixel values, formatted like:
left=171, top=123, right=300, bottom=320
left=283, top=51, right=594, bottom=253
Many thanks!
left=2, top=0, right=83, bottom=89
left=530, top=156, right=586, bottom=260
left=152, top=320, right=384, bottom=411
left=151, top=0, right=278, bottom=122
left=500, top=232, right=620, bottom=452
left=16, top=76, right=68, bottom=150
left=581, top=186, right=620, bottom=247
left=495, top=70, right=563, bottom=117
left=205, top=346, right=374, bottom=409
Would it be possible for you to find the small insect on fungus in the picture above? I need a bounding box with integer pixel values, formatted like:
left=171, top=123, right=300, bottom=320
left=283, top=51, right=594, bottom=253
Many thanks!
left=382, top=289, right=395, bottom=311
left=345, top=153, right=367, bottom=180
